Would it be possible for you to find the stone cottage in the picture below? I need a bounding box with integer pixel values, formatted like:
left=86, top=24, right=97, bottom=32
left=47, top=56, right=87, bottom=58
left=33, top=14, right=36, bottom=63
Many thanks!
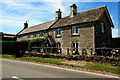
left=17, top=4, right=114, bottom=55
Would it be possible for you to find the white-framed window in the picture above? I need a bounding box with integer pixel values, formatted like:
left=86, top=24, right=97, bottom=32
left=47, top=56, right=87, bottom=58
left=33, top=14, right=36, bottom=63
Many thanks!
left=101, top=22, right=105, bottom=33
left=56, top=42, right=61, bottom=48
left=39, top=32, right=44, bottom=37
left=72, top=42, right=78, bottom=52
left=33, top=34, right=36, bottom=37
left=28, top=35, right=30, bottom=38
left=56, top=42, right=61, bottom=54
left=56, top=28, right=61, bottom=37
left=72, top=26, right=78, bottom=35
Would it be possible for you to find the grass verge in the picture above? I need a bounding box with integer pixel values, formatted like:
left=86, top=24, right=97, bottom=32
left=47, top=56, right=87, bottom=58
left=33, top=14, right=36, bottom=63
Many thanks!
left=17, top=57, right=65, bottom=65
left=1, top=54, right=120, bottom=75
left=0, top=54, right=15, bottom=58
left=84, top=63, right=120, bottom=74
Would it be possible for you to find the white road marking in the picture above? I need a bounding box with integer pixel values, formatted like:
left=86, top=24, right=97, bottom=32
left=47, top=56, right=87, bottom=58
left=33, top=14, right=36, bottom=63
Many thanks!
left=2, top=58, right=120, bottom=79
left=12, top=76, right=23, bottom=80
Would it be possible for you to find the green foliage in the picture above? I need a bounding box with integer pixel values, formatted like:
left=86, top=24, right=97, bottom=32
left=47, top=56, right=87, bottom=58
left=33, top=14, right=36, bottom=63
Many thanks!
left=28, top=38, right=45, bottom=51
left=0, top=54, right=15, bottom=58
left=17, top=57, right=64, bottom=65
left=1, top=38, right=45, bottom=57
left=2, top=40, right=30, bottom=55
left=18, top=40, right=31, bottom=51
left=2, top=41, right=19, bottom=55
left=84, top=63, right=120, bottom=74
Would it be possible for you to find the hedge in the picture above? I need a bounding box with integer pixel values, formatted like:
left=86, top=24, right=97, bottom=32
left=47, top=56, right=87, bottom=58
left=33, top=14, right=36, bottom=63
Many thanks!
left=1, top=41, right=29, bottom=57
left=1, top=38, right=45, bottom=57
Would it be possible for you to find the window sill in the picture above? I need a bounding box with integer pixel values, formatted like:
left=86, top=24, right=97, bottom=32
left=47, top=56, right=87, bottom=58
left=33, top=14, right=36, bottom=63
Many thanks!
left=40, top=37, right=44, bottom=38
left=56, top=35, right=61, bottom=38
left=71, top=34, right=80, bottom=37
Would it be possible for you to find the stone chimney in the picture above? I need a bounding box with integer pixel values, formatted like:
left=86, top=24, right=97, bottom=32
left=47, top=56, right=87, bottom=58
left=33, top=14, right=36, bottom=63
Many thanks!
left=24, top=21, right=28, bottom=29
left=70, top=4, right=77, bottom=17
left=56, top=9, right=62, bottom=20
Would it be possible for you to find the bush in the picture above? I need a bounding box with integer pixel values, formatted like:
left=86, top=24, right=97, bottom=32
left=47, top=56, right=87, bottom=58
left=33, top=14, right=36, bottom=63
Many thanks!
left=28, top=38, right=45, bottom=51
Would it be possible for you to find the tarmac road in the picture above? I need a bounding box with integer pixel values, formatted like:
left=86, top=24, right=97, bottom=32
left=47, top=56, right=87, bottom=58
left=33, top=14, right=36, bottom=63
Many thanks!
left=1, top=58, right=120, bottom=80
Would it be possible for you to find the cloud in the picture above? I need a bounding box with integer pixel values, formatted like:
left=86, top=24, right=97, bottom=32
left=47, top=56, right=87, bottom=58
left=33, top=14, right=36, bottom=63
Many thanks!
left=1, top=0, right=119, bottom=2
left=112, top=29, right=119, bottom=38
left=0, top=0, right=118, bottom=35
left=0, top=0, right=69, bottom=33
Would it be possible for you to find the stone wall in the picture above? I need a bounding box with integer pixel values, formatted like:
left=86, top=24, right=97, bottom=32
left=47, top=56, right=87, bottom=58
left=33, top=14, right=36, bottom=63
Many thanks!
left=17, top=31, right=45, bottom=41
left=95, top=12, right=112, bottom=48
left=49, top=22, right=95, bottom=55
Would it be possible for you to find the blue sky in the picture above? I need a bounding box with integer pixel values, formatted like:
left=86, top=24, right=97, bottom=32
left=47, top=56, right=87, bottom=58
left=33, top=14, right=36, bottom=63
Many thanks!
left=0, top=0, right=119, bottom=37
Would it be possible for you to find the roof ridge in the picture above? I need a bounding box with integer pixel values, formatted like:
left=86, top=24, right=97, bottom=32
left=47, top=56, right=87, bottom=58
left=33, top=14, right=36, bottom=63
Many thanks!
left=18, top=20, right=57, bottom=35
left=57, top=5, right=106, bottom=20
left=79, top=5, right=106, bottom=13
left=30, top=20, right=56, bottom=28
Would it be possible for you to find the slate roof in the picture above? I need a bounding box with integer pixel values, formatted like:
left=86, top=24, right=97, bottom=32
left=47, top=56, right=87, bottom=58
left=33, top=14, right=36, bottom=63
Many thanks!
left=18, top=5, right=113, bottom=35
left=51, top=5, right=106, bottom=28
left=18, top=20, right=56, bottom=35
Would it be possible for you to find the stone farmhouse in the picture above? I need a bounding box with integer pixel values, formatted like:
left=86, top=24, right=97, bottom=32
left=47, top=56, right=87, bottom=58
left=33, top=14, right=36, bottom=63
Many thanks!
left=17, top=4, right=114, bottom=55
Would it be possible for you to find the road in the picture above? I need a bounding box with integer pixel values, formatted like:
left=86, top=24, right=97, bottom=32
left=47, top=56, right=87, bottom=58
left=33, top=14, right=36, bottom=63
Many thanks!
left=1, top=58, right=120, bottom=79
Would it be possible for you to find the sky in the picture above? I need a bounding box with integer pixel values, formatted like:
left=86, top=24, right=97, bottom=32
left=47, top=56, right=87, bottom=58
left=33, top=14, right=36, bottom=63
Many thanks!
left=0, top=0, right=119, bottom=38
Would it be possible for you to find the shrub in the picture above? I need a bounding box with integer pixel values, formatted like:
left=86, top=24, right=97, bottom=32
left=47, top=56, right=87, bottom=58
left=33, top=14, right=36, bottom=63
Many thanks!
left=28, top=38, right=45, bottom=51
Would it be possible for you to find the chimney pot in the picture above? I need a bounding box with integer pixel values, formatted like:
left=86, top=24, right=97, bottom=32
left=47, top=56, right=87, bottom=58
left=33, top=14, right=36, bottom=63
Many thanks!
left=70, top=4, right=77, bottom=17
left=56, top=9, right=62, bottom=20
left=24, top=21, right=28, bottom=29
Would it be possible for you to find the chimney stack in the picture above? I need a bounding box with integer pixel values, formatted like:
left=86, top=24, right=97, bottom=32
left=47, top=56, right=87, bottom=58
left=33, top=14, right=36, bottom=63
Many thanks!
left=56, top=9, right=62, bottom=20
left=70, top=4, right=77, bottom=17
left=24, top=21, right=28, bottom=29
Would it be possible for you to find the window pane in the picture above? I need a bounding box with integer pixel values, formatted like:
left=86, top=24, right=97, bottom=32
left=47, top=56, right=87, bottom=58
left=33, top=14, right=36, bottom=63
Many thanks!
left=56, top=28, right=61, bottom=36
left=73, top=27, right=75, bottom=33
left=40, top=32, right=44, bottom=37
left=28, top=35, right=30, bottom=38
left=76, top=43, right=78, bottom=48
left=72, top=26, right=78, bottom=34
left=101, top=23, right=105, bottom=33
left=72, top=43, right=75, bottom=48
left=33, top=34, right=36, bottom=37
left=56, top=42, right=61, bottom=48
left=72, top=42, right=79, bottom=52
left=76, top=26, right=78, bottom=33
